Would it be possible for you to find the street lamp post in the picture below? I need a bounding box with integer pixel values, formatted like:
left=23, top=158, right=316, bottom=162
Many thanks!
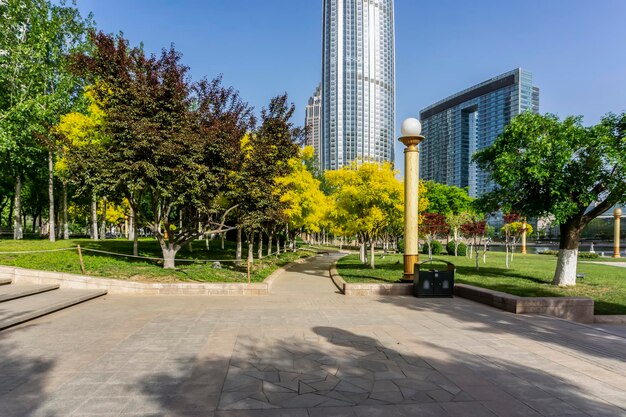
left=614, top=208, right=622, bottom=259
left=399, top=118, right=424, bottom=282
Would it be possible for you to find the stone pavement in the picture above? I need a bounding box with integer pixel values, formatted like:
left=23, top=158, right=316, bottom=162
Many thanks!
left=0, top=253, right=625, bottom=417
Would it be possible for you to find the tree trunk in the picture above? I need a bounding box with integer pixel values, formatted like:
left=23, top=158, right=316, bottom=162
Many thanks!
left=132, top=220, right=139, bottom=256
left=13, top=175, right=23, bottom=240
left=276, top=236, right=281, bottom=255
left=62, top=182, right=69, bottom=239
left=236, top=227, right=242, bottom=265
left=267, top=232, right=273, bottom=256
left=101, top=196, right=107, bottom=239
left=221, top=232, right=225, bottom=250
left=162, top=244, right=179, bottom=269
left=258, top=232, right=263, bottom=259
left=370, top=240, right=376, bottom=269
left=553, top=223, right=583, bottom=286
left=247, top=232, right=255, bottom=263
left=360, top=241, right=366, bottom=263
left=128, top=206, right=135, bottom=242
left=91, top=195, right=98, bottom=241
left=48, top=149, right=56, bottom=242
left=505, top=244, right=509, bottom=269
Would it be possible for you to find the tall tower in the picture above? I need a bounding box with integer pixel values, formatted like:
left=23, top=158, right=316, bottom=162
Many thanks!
left=305, top=84, right=322, bottom=170
left=321, top=0, right=395, bottom=171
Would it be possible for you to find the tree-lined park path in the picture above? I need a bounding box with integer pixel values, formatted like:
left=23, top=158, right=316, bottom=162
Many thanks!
left=1, top=254, right=625, bottom=417
left=269, top=252, right=344, bottom=299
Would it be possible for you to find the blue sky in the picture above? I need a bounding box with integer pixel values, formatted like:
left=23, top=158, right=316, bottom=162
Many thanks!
left=76, top=0, right=626, bottom=167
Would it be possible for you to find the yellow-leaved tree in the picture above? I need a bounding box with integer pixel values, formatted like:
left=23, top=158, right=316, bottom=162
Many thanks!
left=276, top=146, right=330, bottom=249
left=54, top=85, right=110, bottom=242
left=325, top=162, right=404, bottom=269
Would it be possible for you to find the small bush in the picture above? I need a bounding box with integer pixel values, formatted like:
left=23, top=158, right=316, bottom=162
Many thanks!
left=446, top=241, right=467, bottom=256
left=538, top=250, right=559, bottom=256
left=422, top=240, right=443, bottom=255
left=397, top=238, right=404, bottom=253
left=579, top=252, right=600, bottom=259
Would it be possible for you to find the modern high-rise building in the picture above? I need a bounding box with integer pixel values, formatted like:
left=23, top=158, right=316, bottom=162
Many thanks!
left=304, top=84, right=322, bottom=169
left=321, top=0, right=395, bottom=171
left=420, top=68, right=540, bottom=197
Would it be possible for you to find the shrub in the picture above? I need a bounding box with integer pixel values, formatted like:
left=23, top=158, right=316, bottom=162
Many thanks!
left=538, top=250, right=559, bottom=256
left=579, top=252, right=600, bottom=259
left=397, top=238, right=404, bottom=253
left=422, top=240, right=443, bottom=255
left=446, top=241, right=467, bottom=256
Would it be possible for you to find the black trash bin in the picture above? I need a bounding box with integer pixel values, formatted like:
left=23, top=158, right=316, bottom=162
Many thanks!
left=414, top=259, right=455, bottom=297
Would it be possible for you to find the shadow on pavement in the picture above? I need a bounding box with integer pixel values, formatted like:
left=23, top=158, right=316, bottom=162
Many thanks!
left=138, top=326, right=624, bottom=417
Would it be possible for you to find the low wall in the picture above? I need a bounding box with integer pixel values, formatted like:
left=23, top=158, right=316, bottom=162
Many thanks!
left=0, top=265, right=268, bottom=296
left=329, top=261, right=595, bottom=323
left=454, top=284, right=594, bottom=324
left=329, top=263, right=412, bottom=296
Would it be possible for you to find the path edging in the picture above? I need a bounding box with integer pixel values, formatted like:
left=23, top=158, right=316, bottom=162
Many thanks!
left=331, top=261, right=596, bottom=323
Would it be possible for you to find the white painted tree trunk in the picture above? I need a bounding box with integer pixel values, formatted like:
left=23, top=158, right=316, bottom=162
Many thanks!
left=163, top=247, right=177, bottom=269
left=247, top=232, right=254, bottom=263
left=62, top=182, right=69, bottom=240
left=267, top=233, right=273, bottom=256
left=553, top=249, right=578, bottom=286
left=258, top=232, right=263, bottom=259
left=48, top=149, right=56, bottom=242
left=91, top=195, right=98, bottom=241
left=236, top=227, right=242, bottom=265
left=276, top=236, right=281, bottom=255
left=370, top=240, right=376, bottom=269
left=128, top=206, right=135, bottom=241
left=360, top=242, right=366, bottom=263
left=13, top=175, right=23, bottom=240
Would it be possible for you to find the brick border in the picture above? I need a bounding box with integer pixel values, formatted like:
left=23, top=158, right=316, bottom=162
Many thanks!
left=330, top=260, right=596, bottom=323
left=0, top=257, right=310, bottom=296
left=330, top=259, right=412, bottom=296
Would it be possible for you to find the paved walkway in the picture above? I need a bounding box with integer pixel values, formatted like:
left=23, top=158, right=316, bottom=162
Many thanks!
left=1, top=253, right=625, bottom=417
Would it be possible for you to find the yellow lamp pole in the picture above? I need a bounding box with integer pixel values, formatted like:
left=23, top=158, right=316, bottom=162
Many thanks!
left=399, top=118, right=425, bottom=282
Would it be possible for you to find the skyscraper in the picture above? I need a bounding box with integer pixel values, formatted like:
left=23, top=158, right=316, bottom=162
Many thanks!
left=304, top=84, right=322, bottom=170
left=420, top=68, right=540, bottom=197
left=321, top=0, right=395, bottom=171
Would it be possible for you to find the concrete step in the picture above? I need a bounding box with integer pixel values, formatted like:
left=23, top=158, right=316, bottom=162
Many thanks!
left=0, top=283, right=60, bottom=303
left=0, top=278, right=12, bottom=286
left=0, top=288, right=107, bottom=331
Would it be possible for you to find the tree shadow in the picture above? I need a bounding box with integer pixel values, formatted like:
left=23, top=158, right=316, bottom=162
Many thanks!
left=0, top=338, right=57, bottom=417
left=373, top=295, right=626, bottom=365
left=137, top=326, right=624, bottom=416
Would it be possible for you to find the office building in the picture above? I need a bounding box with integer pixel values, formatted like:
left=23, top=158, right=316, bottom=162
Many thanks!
left=321, top=0, right=395, bottom=170
left=420, top=68, right=539, bottom=197
left=305, top=84, right=322, bottom=169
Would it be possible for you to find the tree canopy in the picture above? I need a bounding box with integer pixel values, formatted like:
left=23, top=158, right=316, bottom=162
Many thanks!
left=474, top=112, right=626, bottom=285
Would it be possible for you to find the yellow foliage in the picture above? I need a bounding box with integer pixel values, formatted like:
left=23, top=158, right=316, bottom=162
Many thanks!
left=325, top=162, right=404, bottom=238
left=276, top=147, right=330, bottom=233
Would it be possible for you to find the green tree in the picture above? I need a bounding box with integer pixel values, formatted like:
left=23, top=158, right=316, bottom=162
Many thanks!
left=71, top=33, right=254, bottom=267
left=0, top=0, right=92, bottom=240
left=423, top=181, right=473, bottom=215
left=474, top=113, right=626, bottom=285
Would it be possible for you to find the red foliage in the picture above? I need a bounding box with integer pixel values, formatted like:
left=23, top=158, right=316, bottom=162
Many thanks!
left=419, top=213, right=449, bottom=237
left=460, top=220, right=487, bottom=238
left=503, top=212, right=521, bottom=224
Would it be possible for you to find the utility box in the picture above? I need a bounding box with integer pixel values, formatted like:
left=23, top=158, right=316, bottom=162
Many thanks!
left=414, top=259, right=455, bottom=297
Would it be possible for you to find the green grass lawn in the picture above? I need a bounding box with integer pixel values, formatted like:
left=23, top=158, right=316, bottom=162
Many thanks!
left=337, top=251, right=626, bottom=315
left=0, top=238, right=309, bottom=283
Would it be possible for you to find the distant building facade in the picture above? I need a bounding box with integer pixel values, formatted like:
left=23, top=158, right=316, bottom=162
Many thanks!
left=321, top=0, right=395, bottom=171
left=420, top=68, right=539, bottom=197
left=305, top=84, right=322, bottom=169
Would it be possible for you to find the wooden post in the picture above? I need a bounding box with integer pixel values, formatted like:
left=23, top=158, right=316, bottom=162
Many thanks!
left=77, top=245, right=86, bottom=274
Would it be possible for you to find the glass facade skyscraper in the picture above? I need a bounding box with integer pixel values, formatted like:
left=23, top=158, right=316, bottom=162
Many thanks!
left=305, top=84, right=322, bottom=170
left=321, top=0, right=395, bottom=171
left=420, top=68, right=540, bottom=197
